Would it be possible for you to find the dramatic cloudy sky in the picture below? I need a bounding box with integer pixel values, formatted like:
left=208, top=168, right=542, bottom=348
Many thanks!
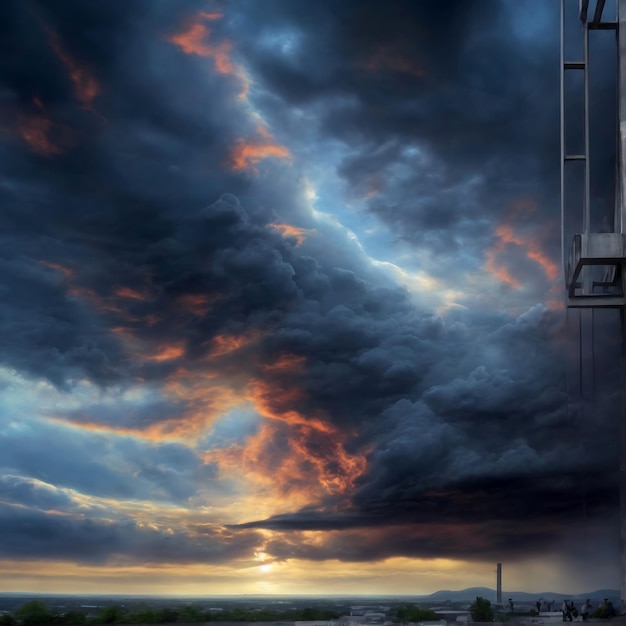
left=0, top=0, right=622, bottom=596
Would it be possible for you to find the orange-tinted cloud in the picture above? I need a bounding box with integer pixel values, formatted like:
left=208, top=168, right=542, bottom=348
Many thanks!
left=176, top=293, right=214, bottom=317
left=167, top=11, right=250, bottom=99
left=110, top=326, right=134, bottom=338
left=203, top=416, right=366, bottom=504
left=269, top=223, right=311, bottom=246
left=197, top=346, right=367, bottom=502
left=68, top=286, right=124, bottom=314
left=145, top=344, right=185, bottom=362
left=116, top=287, right=149, bottom=300
left=230, top=125, right=290, bottom=172
left=507, top=197, right=537, bottom=221
left=39, top=260, right=74, bottom=278
left=168, top=14, right=232, bottom=71
left=209, top=332, right=261, bottom=357
left=45, top=28, right=99, bottom=108
left=484, top=215, right=559, bottom=289
left=230, top=140, right=291, bottom=171
left=55, top=365, right=246, bottom=442
left=39, top=262, right=156, bottom=324
left=262, top=354, right=307, bottom=374
left=363, top=175, right=384, bottom=200
left=18, top=114, right=67, bottom=156
left=484, top=245, right=521, bottom=289
left=496, top=225, right=559, bottom=282
left=247, top=379, right=332, bottom=434
left=160, top=368, right=243, bottom=438
left=294, top=426, right=366, bottom=496
left=50, top=415, right=165, bottom=442
left=364, top=46, right=425, bottom=78
left=248, top=376, right=366, bottom=491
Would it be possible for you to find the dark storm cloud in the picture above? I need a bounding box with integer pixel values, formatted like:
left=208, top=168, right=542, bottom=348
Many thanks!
left=0, top=0, right=260, bottom=388
left=0, top=475, right=74, bottom=511
left=60, top=396, right=187, bottom=431
left=234, top=303, right=621, bottom=560
left=258, top=513, right=620, bottom=569
left=235, top=283, right=617, bottom=564
left=231, top=0, right=567, bottom=260
left=0, top=258, right=123, bottom=389
left=262, top=521, right=562, bottom=564
left=0, top=502, right=262, bottom=565
left=0, top=0, right=620, bottom=571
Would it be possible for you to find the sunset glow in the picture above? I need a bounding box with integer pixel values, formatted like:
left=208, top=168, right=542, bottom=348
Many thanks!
left=0, top=0, right=618, bottom=599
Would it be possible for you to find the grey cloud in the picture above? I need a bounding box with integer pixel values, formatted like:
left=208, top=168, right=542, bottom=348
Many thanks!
left=0, top=418, right=214, bottom=504
left=0, top=502, right=262, bottom=564
left=0, top=258, right=123, bottom=389
left=0, top=475, right=74, bottom=511
left=0, top=0, right=621, bottom=573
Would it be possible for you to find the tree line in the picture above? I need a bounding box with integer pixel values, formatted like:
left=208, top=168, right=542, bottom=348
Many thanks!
left=0, top=601, right=344, bottom=626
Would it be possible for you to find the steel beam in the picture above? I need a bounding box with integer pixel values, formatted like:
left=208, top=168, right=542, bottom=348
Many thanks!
left=567, top=234, right=626, bottom=296
left=619, top=0, right=626, bottom=610
left=580, top=0, right=589, bottom=22
left=620, top=0, right=626, bottom=235
left=563, top=0, right=626, bottom=611
left=592, top=0, right=607, bottom=24
left=561, top=0, right=566, bottom=287
left=622, top=306, right=626, bottom=613
left=567, top=296, right=626, bottom=308
left=589, top=21, right=618, bottom=29
left=584, top=21, right=590, bottom=238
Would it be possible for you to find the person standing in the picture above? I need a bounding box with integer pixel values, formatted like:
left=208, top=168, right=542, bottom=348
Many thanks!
left=562, top=600, right=572, bottom=622
left=580, top=600, right=590, bottom=621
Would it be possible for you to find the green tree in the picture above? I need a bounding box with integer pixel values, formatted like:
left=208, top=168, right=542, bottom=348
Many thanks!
left=126, top=608, right=158, bottom=624
left=154, top=608, right=179, bottom=624
left=15, top=601, right=54, bottom=626
left=178, top=605, right=204, bottom=623
left=94, top=606, right=125, bottom=625
left=0, top=614, right=16, bottom=626
left=395, top=604, right=439, bottom=623
left=470, top=597, right=494, bottom=622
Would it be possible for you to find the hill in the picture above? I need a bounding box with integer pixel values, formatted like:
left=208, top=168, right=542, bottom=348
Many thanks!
left=416, top=588, right=619, bottom=604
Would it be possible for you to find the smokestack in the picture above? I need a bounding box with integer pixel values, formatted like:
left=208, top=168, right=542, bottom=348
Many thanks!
left=496, top=563, right=502, bottom=605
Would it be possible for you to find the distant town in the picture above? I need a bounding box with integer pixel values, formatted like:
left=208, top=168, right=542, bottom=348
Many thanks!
left=0, top=589, right=621, bottom=625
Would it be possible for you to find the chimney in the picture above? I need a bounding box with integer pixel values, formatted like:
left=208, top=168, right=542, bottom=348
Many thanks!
left=496, top=563, right=502, bottom=605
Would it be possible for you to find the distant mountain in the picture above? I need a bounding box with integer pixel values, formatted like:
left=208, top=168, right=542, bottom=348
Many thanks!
left=422, top=588, right=494, bottom=603
left=415, top=588, right=620, bottom=604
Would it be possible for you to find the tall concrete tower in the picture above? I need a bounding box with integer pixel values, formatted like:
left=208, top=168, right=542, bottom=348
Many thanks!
left=561, top=0, right=626, bottom=610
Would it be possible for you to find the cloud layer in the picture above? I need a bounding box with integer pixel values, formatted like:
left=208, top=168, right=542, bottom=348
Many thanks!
left=0, top=0, right=620, bottom=594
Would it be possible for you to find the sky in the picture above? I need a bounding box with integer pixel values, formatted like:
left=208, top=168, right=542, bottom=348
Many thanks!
left=0, top=0, right=623, bottom=597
